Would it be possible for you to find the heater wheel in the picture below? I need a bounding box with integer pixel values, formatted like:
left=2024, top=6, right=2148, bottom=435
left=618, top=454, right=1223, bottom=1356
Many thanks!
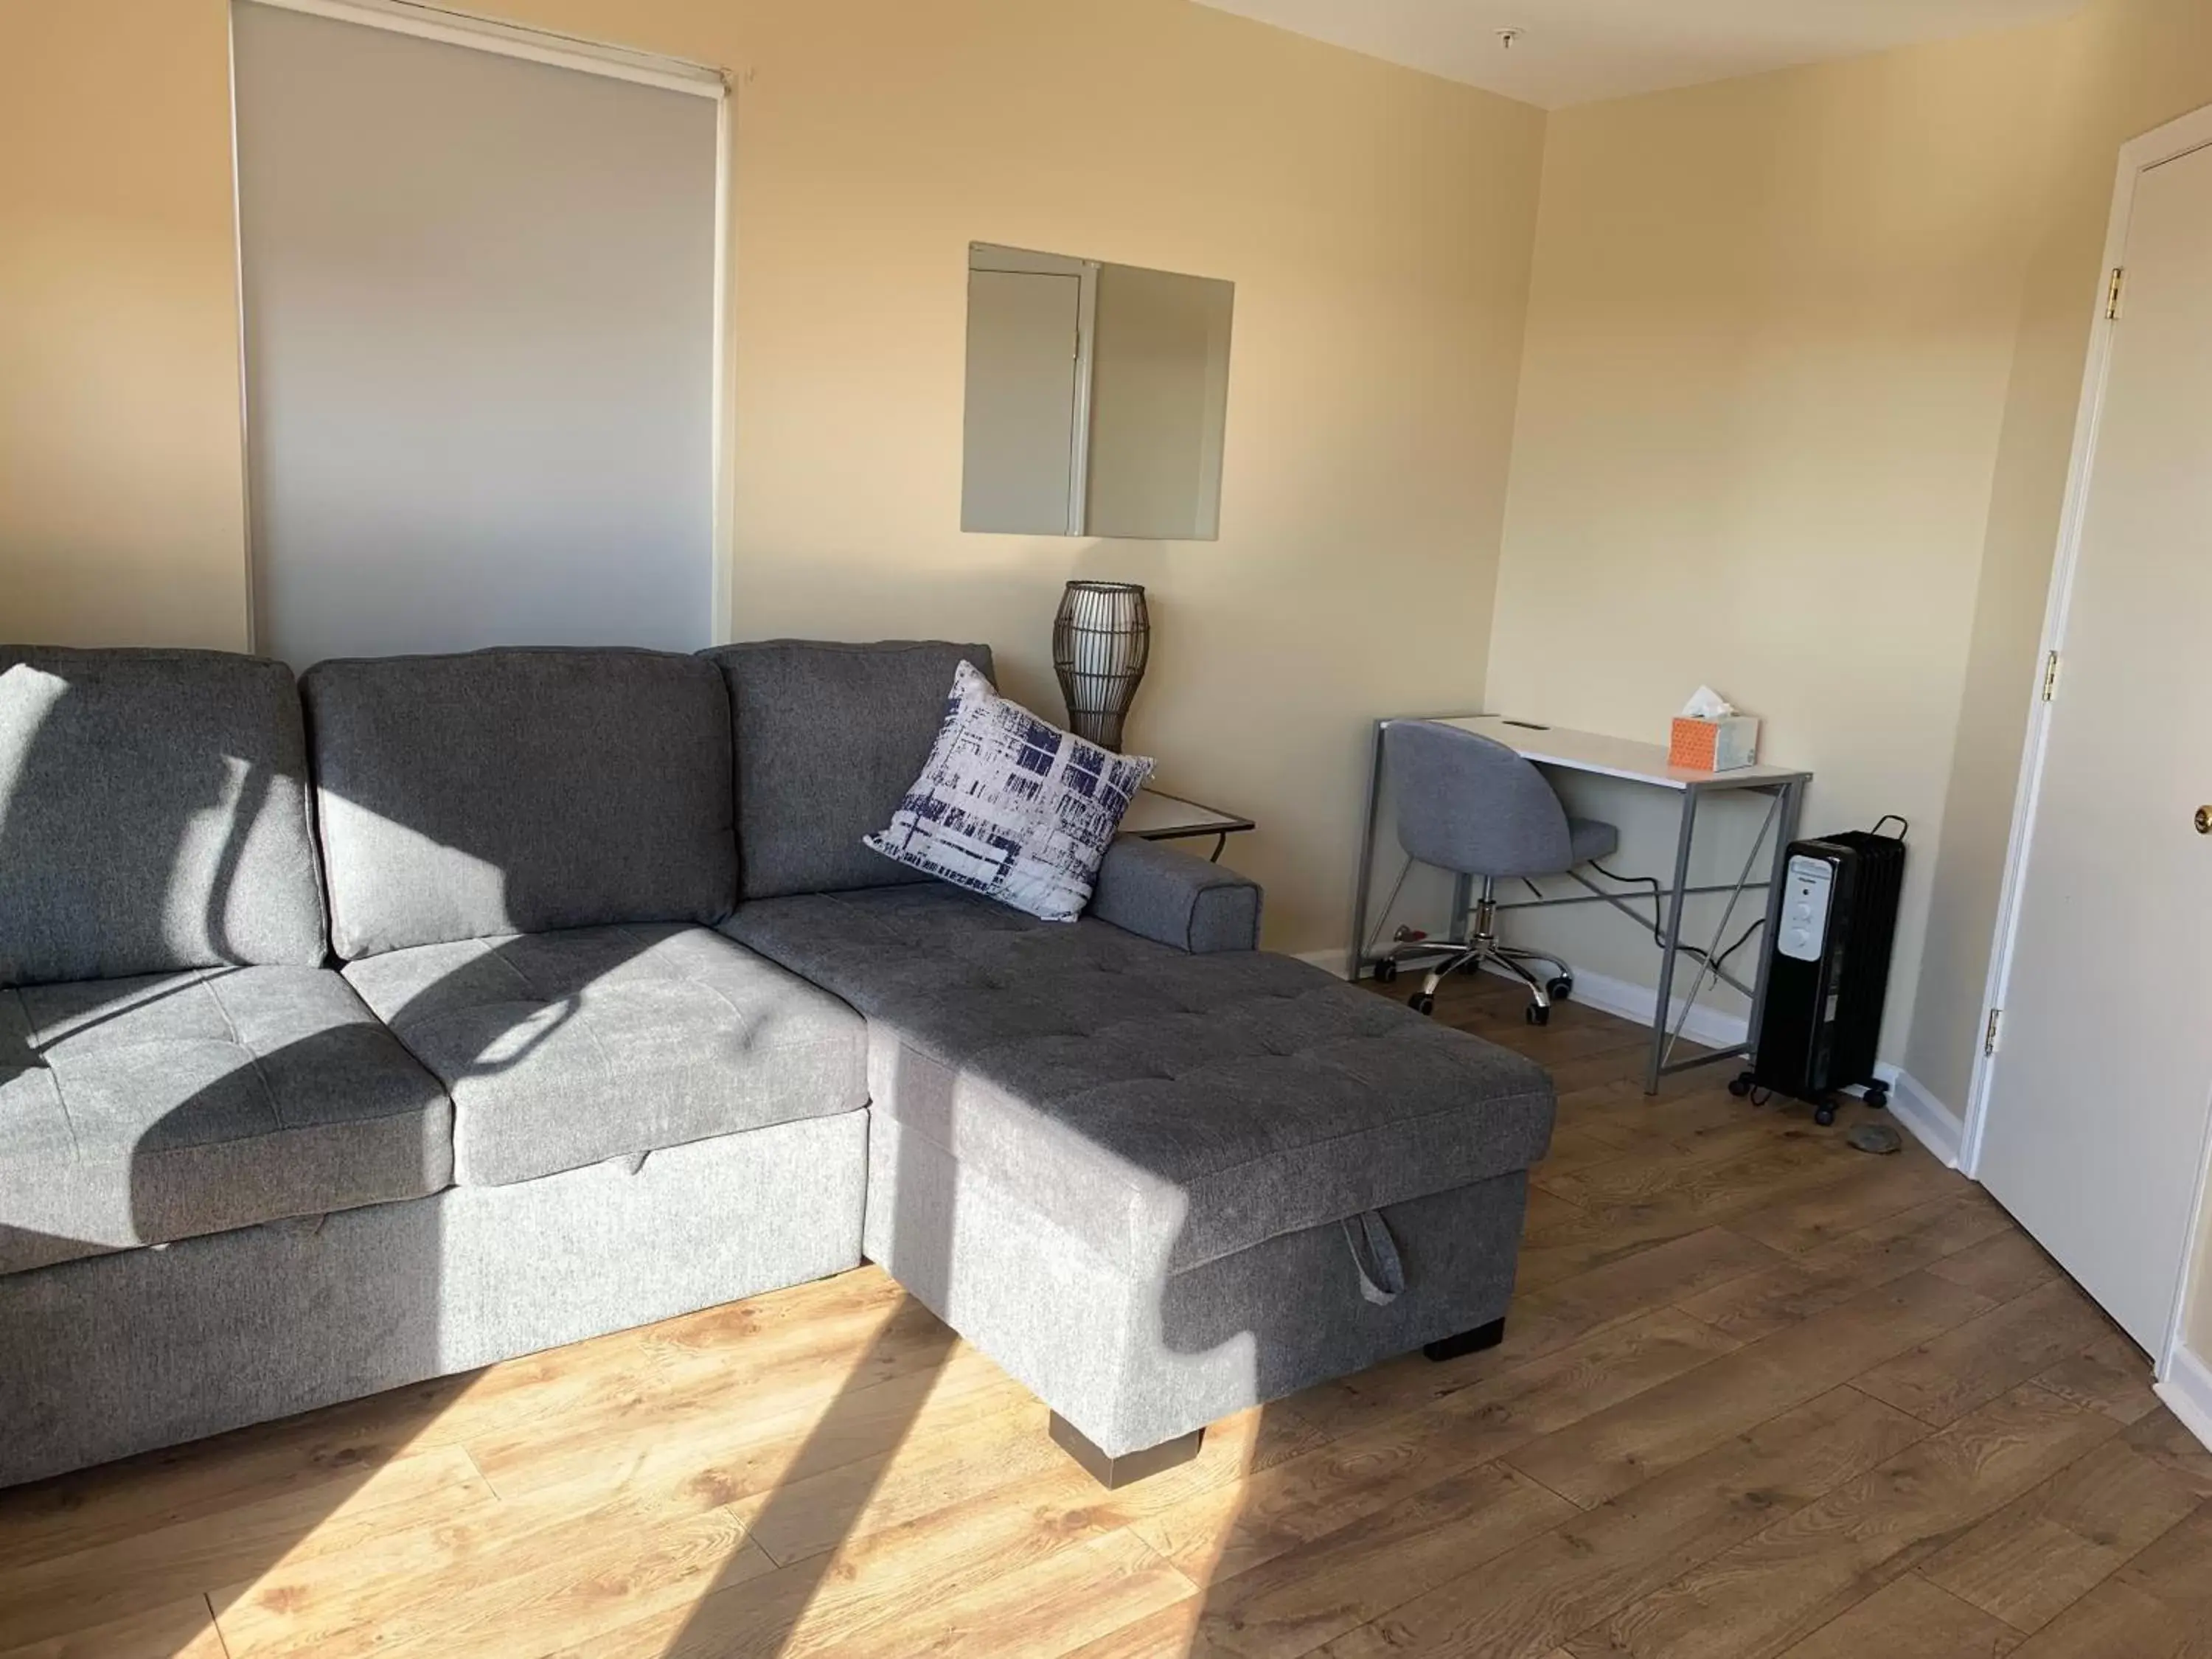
left=1408, top=992, right=1436, bottom=1017
left=1728, top=1072, right=1754, bottom=1099
left=1863, top=1082, right=1891, bottom=1111
left=1814, top=1100, right=1839, bottom=1127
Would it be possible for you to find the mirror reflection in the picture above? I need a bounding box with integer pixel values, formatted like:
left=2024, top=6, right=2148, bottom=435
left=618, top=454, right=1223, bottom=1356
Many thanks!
left=961, top=243, right=1234, bottom=540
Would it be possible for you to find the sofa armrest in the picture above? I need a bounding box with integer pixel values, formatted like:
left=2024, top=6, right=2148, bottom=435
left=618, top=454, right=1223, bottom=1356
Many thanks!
left=1088, top=836, right=1262, bottom=954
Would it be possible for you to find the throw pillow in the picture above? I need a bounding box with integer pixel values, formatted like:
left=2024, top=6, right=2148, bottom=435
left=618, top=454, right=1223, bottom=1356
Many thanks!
left=864, top=660, right=1154, bottom=922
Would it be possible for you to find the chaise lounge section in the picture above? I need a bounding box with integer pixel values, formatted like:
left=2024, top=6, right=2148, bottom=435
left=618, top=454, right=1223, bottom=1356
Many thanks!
left=0, top=637, right=1555, bottom=1490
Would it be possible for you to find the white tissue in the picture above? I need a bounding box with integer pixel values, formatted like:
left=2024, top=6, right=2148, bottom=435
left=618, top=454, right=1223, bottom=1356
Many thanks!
left=1680, top=685, right=1736, bottom=720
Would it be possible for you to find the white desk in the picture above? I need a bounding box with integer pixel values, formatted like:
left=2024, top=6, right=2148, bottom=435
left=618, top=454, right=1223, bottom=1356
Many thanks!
left=1350, top=714, right=1812, bottom=1092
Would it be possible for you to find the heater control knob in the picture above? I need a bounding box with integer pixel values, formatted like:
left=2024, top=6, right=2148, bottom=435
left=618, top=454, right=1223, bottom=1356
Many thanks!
left=2197, top=806, right=2212, bottom=836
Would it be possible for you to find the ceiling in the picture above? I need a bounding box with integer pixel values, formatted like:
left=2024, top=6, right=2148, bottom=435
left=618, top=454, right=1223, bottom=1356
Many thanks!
left=1192, top=0, right=2086, bottom=108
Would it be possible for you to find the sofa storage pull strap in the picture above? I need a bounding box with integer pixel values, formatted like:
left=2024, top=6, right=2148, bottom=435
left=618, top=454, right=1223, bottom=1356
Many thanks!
left=1340, top=1209, right=1405, bottom=1306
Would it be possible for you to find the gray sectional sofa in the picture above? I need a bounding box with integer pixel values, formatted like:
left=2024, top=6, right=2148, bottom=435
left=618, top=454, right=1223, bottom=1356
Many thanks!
left=0, top=639, right=1554, bottom=1490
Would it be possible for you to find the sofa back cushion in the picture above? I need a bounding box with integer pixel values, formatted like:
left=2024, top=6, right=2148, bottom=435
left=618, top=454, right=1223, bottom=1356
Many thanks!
left=304, top=648, right=736, bottom=959
left=705, top=640, right=996, bottom=901
left=0, top=647, right=327, bottom=987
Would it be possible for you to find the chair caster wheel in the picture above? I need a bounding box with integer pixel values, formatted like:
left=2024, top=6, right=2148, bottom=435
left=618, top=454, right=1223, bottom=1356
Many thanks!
left=1374, top=959, right=1399, bottom=984
left=1408, top=992, right=1436, bottom=1016
left=1815, top=1102, right=1838, bottom=1127
left=1545, top=977, right=1573, bottom=1002
left=1863, top=1083, right=1890, bottom=1110
left=1727, top=1072, right=1753, bottom=1099
left=1525, top=1002, right=1551, bottom=1027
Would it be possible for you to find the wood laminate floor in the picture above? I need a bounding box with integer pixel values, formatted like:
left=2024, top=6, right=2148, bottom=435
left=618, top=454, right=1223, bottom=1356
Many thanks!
left=4, top=973, right=2209, bottom=1659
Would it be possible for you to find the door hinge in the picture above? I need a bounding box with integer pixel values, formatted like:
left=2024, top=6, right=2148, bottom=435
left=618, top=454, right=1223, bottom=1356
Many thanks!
left=2106, top=266, right=2127, bottom=320
left=1984, top=1008, right=2003, bottom=1057
left=2041, top=650, right=2062, bottom=703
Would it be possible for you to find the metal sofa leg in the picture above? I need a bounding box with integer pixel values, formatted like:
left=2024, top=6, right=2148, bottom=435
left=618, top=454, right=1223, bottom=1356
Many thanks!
left=1422, top=1315, right=1507, bottom=1363
left=1048, top=1413, right=1205, bottom=1489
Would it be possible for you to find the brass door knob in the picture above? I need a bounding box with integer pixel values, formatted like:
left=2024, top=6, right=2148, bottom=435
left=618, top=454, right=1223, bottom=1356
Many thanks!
left=2198, top=807, right=2212, bottom=836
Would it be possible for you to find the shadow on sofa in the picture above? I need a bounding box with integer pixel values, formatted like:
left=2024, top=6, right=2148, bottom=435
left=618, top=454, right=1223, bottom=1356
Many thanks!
left=0, top=641, right=1553, bottom=1659
left=0, top=645, right=1054, bottom=1655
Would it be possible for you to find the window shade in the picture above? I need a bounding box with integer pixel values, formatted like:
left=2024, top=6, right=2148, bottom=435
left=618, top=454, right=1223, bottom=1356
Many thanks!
left=232, top=1, right=719, bottom=667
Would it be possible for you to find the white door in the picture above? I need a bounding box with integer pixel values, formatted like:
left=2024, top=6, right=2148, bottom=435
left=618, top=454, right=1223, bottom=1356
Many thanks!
left=961, top=269, right=1082, bottom=535
left=1979, top=136, right=2212, bottom=1354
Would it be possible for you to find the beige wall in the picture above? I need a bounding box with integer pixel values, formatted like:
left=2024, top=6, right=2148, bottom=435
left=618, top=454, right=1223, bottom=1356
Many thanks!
left=0, top=0, right=1546, bottom=957
left=0, top=0, right=252, bottom=649
left=1487, top=0, right=2212, bottom=1353
left=1913, top=0, right=2212, bottom=1110
left=1486, top=25, right=2065, bottom=1062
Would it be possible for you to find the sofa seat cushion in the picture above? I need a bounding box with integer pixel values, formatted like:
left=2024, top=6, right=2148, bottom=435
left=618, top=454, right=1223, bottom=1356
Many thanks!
left=724, top=886, right=1554, bottom=1275
left=0, top=967, right=451, bottom=1276
left=344, top=923, right=867, bottom=1187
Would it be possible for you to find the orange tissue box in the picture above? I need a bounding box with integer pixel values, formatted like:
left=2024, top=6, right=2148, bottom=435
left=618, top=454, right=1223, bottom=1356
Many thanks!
left=1669, top=714, right=1760, bottom=772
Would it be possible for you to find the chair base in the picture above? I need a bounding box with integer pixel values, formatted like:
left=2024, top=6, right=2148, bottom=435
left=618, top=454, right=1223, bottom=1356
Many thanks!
left=1048, top=1414, right=1206, bottom=1489
left=1382, top=877, right=1568, bottom=1020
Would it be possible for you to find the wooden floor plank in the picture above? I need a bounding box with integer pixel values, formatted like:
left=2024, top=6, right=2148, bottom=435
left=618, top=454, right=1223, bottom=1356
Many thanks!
left=1134, top=1307, right=1736, bottom=1585
left=1503, top=1273, right=1992, bottom=1509
left=1920, top=1432, right=2210, bottom=1633
left=212, top=1494, right=774, bottom=1659
left=1188, top=1462, right=1572, bottom=1658
left=0, top=1444, right=495, bottom=1652
left=1725, top=1155, right=1969, bottom=1258
left=1926, top=1231, right=2061, bottom=1304
left=1310, top=1387, right=1927, bottom=1659
left=2029, top=1330, right=2162, bottom=1426
left=1577, top=1383, right=2122, bottom=1659
left=1770, top=1573, right=2022, bottom=1658
left=0, top=1595, right=230, bottom=1659
left=1853, top=1277, right=2115, bottom=1428
left=580, top=1524, right=1192, bottom=1659
left=1677, top=1189, right=2017, bottom=1343
left=2008, top=1502, right=2212, bottom=1658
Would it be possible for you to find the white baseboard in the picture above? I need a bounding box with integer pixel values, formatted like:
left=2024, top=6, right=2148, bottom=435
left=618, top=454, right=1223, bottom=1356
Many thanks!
left=1547, top=964, right=1750, bottom=1054
left=1873, top=1064, right=1965, bottom=1169
left=2155, top=1343, right=2212, bottom=1457
left=1321, top=950, right=1752, bottom=1051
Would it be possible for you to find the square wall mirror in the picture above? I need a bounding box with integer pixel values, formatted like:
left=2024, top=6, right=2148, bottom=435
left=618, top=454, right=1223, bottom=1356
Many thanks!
left=961, top=243, right=1234, bottom=540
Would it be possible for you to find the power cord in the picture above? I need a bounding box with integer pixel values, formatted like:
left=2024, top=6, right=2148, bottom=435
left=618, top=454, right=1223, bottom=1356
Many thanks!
left=1583, top=858, right=1766, bottom=973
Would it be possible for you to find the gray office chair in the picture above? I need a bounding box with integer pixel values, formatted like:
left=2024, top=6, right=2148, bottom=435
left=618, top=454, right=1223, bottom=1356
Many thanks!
left=1376, top=720, right=1621, bottom=1026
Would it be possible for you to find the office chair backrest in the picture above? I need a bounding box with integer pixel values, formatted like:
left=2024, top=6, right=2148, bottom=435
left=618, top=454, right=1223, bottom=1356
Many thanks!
left=1384, top=720, right=1574, bottom=879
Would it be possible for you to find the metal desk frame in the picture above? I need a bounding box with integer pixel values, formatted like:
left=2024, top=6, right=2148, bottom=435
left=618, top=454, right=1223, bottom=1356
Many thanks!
left=1348, top=714, right=1812, bottom=1094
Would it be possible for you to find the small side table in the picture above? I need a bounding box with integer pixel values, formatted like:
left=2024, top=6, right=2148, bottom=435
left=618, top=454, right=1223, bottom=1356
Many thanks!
left=1120, top=787, right=1254, bottom=863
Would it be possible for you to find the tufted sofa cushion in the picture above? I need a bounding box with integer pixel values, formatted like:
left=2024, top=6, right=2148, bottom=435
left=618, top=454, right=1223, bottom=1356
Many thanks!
left=1, top=966, right=450, bottom=1276
left=723, top=884, right=1554, bottom=1274
left=344, top=922, right=866, bottom=1188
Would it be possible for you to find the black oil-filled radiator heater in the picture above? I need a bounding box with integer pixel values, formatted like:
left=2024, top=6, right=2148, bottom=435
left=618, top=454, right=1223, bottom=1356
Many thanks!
left=1731, top=821, right=1907, bottom=1126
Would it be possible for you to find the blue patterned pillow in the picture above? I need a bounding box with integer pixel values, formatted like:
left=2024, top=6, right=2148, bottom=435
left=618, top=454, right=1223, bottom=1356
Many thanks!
left=865, top=661, right=1154, bottom=922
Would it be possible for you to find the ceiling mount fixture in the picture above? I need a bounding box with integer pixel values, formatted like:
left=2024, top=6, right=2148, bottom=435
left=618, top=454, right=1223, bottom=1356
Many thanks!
left=1498, top=27, right=1520, bottom=47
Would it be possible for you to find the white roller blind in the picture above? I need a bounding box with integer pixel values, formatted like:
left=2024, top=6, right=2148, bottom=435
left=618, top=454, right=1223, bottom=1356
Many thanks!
left=232, top=1, right=720, bottom=667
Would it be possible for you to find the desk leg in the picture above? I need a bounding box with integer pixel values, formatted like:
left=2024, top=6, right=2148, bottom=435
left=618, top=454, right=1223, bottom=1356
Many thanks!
left=1742, top=777, right=1806, bottom=1075
left=1646, top=790, right=1703, bottom=1094
left=1346, top=720, right=1390, bottom=980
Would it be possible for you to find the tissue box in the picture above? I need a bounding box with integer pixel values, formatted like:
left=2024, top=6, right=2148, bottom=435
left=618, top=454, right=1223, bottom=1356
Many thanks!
left=1670, top=714, right=1760, bottom=771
